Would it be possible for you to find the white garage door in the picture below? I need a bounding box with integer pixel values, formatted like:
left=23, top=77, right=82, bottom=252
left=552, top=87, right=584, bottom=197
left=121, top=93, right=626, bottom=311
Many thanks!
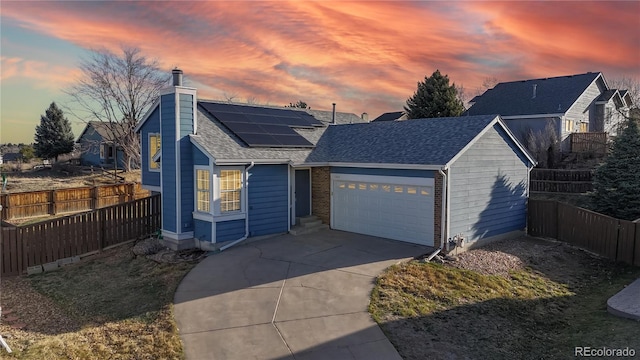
left=331, top=174, right=434, bottom=246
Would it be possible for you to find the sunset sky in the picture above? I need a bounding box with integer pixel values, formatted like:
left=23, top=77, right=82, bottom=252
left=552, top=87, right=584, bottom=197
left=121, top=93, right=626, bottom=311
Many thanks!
left=1, top=1, right=639, bottom=144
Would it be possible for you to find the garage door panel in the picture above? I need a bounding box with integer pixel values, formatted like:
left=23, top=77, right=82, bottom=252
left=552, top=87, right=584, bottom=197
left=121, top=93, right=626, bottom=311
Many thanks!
left=332, top=175, right=434, bottom=246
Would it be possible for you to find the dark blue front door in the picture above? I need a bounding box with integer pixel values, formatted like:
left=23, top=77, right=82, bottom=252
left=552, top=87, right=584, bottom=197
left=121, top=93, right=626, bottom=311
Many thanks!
left=295, top=169, right=311, bottom=217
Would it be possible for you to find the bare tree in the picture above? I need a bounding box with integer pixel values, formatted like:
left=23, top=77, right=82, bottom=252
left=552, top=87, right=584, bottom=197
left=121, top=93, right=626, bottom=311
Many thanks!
left=65, top=47, right=170, bottom=171
left=223, top=92, right=239, bottom=103
left=474, top=76, right=499, bottom=97
left=524, top=122, right=560, bottom=168
left=455, top=84, right=469, bottom=110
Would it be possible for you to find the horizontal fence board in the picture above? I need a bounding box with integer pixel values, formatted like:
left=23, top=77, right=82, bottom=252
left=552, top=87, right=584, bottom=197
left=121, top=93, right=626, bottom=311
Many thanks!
left=528, top=199, right=638, bottom=267
left=1, top=194, right=160, bottom=276
left=530, top=169, right=594, bottom=194
left=1, top=183, right=150, bottom=221
left=570, top=132, right=608, bottom=154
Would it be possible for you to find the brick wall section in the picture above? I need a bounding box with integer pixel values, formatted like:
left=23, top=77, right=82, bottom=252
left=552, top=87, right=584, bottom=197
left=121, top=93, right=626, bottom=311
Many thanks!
left=311, top=167, right=331, bottom=224
left=434, top=171, right=444, bottom=248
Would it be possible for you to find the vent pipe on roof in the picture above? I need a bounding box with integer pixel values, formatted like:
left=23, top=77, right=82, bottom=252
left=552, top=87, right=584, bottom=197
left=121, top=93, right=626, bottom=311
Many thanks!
left=361, top=112, right=368, bottom=122
left=332, top=103, right=336, bottom=125
left=172, top=68, right=183, bottom=87
left=532, top=84, right=537, bottom=99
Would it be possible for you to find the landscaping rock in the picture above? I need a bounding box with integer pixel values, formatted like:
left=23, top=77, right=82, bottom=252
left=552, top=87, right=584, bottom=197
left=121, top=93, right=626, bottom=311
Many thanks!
left=42, top=261, right=60, bottom=272
left=27, top=265, right=43, bottom=275
left=146, top=248, right=206, bottom=264
left=132, top=237, right=166, bottom=256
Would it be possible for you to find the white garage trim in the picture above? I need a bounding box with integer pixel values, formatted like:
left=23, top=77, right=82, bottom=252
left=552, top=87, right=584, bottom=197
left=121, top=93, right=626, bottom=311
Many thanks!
left=330, top=173, right=434, bottom=246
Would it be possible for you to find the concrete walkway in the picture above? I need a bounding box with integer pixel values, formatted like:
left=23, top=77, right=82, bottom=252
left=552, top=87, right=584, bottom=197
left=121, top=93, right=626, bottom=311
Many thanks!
left=607, top=278, right=640, bottom=321
left=174, top=230, right=430, bottom=360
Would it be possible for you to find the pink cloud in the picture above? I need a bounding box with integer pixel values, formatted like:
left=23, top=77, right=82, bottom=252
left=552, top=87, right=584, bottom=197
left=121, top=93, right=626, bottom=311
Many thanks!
left=1, top=0, right=638, bottom=119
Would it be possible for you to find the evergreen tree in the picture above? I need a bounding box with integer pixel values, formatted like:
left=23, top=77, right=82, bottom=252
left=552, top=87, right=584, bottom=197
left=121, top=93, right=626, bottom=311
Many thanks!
left=19, top=144, right=36, bottom=163
left=590, top=117, right=640, bottom=220
left=34, top=102, right=75, bottom=162
left=404, top=70, right=465, bottom=119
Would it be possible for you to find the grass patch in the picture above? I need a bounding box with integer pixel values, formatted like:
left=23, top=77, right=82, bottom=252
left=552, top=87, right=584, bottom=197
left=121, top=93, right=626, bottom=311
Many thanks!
left=370, top=249, right=640, bottom=360
left=1, top=243, right=198, bottom=359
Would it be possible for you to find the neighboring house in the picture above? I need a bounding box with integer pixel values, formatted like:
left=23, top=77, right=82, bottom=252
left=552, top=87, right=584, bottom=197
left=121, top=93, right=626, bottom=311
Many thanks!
left=135, top=70, right=536, bottom=253
left=0, top=153, right=21, bottom=163
left=76, top=121, right=127, bottom=168
left=371, top=111, right=407, bottom=122
left=466, top=72, right=633, bottom=149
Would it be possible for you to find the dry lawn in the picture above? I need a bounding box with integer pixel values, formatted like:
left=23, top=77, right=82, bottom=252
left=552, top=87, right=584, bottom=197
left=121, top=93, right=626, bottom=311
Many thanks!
left=0, top=242, right=200, bottom=359
left=1, top=166, right=141, bottom=193
left=370, top=236, right=640, bottom=360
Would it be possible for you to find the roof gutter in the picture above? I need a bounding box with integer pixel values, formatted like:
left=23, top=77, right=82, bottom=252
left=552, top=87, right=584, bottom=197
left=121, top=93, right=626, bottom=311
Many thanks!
left=218, top=161, right=255, bottom=252
left=299, top=162, right=445, bottom=170
left=500, top=113, right=564, bottom=119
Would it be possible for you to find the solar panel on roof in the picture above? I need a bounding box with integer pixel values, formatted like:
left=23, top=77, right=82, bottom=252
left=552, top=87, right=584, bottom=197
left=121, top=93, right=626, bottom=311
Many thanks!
left=214, top=112, right=250, bottom=123
left=297, top=112, right=324, bottom=126
left=259, top=124, right=299, bottom=135
left=271, top=134, right=314, bottom=147
left=199, top=101, right=320, bottom=148
left=234, top=133, right=280, bottom=147
left=223, top=121, right=263, bottom=133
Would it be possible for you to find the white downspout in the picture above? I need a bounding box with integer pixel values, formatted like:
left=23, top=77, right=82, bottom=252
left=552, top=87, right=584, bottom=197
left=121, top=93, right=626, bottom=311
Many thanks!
left=426, top=168, right=448, bottom=262
left=219, top=161, right=255, bottom=252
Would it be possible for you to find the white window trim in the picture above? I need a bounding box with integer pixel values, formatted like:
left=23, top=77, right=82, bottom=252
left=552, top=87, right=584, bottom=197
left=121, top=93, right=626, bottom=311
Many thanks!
left=194, top=166, right=212, bottom=214
left=214, top=166, right=246, bottom=218
left=148, top=132, right=161, bottom=172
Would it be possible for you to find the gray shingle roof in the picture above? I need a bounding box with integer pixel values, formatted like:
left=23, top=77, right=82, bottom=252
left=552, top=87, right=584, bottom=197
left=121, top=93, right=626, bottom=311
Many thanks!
left=305, top=115, right=500, bottom=165
left=304, top=109, right=365, bottom=125
left=466, top=72, right=601, bottom=116
left=371, top=111, right=405, bottom=122
left=77, top=121, right=127, bottom=142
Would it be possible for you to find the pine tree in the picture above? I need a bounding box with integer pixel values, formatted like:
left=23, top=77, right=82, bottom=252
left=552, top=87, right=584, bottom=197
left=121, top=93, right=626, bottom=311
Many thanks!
left=404, top=70, right=465, bottom=119
left=34, top=102, right=75, bottom=162
left=590, top=117, right=640, bottom=220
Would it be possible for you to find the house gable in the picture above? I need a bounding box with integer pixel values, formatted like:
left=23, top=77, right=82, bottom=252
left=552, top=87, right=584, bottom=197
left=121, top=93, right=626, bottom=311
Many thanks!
left=448, top=123, right=531, bottom=246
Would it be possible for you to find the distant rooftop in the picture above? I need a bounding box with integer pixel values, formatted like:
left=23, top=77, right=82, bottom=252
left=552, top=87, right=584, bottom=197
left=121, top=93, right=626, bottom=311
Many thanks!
left=467, top=72, right=602, bottom=116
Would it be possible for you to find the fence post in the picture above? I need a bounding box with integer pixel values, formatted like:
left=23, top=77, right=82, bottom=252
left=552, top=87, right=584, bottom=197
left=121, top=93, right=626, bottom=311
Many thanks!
left=632, top=221, right=640, bottom=266
left=0, top=194, right=6, bottom=221
left=554, top=201, right=560, bottom=240
left=51, top=189, right=57, bottom=215
left=99, top=207, right=106, bottom=250
left=92, top=186, right=99, bottom=210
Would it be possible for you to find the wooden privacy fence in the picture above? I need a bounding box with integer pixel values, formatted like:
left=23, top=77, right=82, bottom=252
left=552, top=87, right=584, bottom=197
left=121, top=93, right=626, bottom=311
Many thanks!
left=529, top=169, right=593, bottom=194
left=0, top=183, right=150, bottom=221
left=528, top=199, right=640, bottom=266
left=1, top=194, right=161, bottom=276
left=570, top=132, right=608, bottom=155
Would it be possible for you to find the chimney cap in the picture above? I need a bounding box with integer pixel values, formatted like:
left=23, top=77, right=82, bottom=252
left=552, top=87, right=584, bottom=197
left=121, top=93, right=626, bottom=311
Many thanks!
left=172, top=68, right=183, bottom=86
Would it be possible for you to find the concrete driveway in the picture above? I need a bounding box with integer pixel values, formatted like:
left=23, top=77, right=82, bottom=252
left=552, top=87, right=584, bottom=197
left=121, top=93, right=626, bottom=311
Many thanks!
left=173, top=229, right=430, bottom=360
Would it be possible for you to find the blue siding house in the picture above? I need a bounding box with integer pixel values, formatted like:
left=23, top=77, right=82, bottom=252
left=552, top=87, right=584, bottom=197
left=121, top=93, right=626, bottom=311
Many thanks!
left=136, top=69, right=536, bottom=253
left=76, top=121, right=127, bottom=169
